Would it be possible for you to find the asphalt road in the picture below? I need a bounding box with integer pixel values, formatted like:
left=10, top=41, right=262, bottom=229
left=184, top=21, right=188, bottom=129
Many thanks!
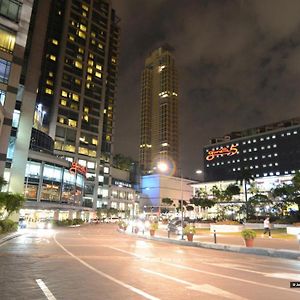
left=1, top=224, right=300, bottom=300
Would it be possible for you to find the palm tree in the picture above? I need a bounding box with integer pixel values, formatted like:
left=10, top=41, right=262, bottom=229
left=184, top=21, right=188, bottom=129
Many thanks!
left=236, top=168, right=254, bottom=220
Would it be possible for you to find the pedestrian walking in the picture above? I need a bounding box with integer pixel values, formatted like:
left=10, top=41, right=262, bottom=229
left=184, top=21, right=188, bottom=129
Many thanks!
left=263, top=217, right=271, bottom=238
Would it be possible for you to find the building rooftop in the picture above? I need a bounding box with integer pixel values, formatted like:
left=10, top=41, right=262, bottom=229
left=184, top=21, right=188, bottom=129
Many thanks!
left=209, top=117, right=300, bottom=145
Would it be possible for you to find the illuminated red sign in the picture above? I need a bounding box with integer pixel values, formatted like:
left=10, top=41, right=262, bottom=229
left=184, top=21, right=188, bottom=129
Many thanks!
left=206, top=144, right=238, bottom=161
left=69, top=162, right=87, bottom=177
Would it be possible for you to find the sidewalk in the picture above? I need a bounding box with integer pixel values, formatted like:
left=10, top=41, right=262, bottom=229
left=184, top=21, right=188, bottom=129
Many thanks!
left=125, top=227, right=300, bottom=260
left=0, top=231, right=23, bottom=245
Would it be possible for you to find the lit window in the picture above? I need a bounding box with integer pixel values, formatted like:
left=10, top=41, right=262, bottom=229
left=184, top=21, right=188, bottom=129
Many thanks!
left=60, top=99, right=67, bottom=106
left=98, top=175, right=104, bottom=182
left=49, top=72, right=53, bottom=77
left=96, top=64, right=102, bottom=70
left=287, top=132, right=291, bottom=136
left=95, top=72, right=102, bottom=78
left=98, top=43, right=103, bottom=49
left=88, top=150, right=96, bottom=157
left=87, top=67, right=93, bottom=74
left=72, top=94, right=79, bottom=101
left=58, top=117, right=64, bottom=124
left=111, top=57, right=116, bottom=64
left=52, top=39, right=58, bottom=45
left=78, top=47, right=84, bottom=54
left=78, top=159, right=86, bottom=167
left=89, top=53, right=94, bottom=59
left=75, top=61, right=82, bottom=69
left=46, top=79, right=53, bottom=86
left=0, top=28, right=16, bottom=53
left=75, top=79, right=81, bottom=85
left=61, top=90, right=68, bottom=97
left=104, top=167, right=109, bottom=174
left=84, top=107, right=89, bottom=113
left=88, top=60, right=94, bottom=66
left=69, top=35, right=74, bottom=41
left=82, top=3, right=89, bottom=11
left=91, top=32, right=96, bottom=38
left=68, top=119, right=77, bottom=127
left=79, top=147, right=89, bottom=155
left=83, top=115, right=88, bottom=122
left=87, top=161, right=95, bottom=169
left=106, top=135, right=111, bottom=141
left=80, top=24, right=87, bottom=32
left=92, top=138, right=98, bottom=145
left=49, top=55, right=56, bottom=61
left=266, top=136, right=270, bottom=140
left=78, top=31, right=86, bottom=39
left=0, top=89, right=6, bottom=105
left=45, top=88, right=53, bottom=95
left=272, top=135, right=276, bottom=138
left=64, top=144, right=75, bottom=153
left=86, top=75, right=92, bottom=81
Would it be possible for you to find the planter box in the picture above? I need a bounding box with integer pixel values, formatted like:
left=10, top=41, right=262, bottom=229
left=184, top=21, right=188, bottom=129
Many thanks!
left=286, top=227, right=300, bottom=235
left=194, top=223, right=211, bottom=229
left=210, top=224, right=244, bottom=233
left=244, top=223, right=290, bottom=229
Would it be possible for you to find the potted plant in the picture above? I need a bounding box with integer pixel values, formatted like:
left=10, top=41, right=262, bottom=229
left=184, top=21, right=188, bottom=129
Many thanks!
left=118, top=220, right=127, bottom=231
left=149, top=222, right=158, bottom=236
left=241, top=229, right=256, bottom=247
left=183, top=224, right=196, bottom=242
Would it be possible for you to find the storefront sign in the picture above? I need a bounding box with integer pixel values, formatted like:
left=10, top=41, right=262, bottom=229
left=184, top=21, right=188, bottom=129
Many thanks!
left=206, top=144, right=238, bottom=161
left=69, top=162, right=87, bottom=177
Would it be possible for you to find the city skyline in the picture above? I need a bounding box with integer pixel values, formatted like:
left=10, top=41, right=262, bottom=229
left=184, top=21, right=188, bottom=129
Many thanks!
left=112, top=0, right=300, bottom=177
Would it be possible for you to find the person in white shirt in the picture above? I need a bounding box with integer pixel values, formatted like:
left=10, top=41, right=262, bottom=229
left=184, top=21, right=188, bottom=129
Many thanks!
left=263, top=217, right=271, bottom=238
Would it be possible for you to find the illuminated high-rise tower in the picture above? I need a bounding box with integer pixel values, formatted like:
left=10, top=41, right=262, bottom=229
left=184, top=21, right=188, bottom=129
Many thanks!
left=139, top=45, right=179, bottom=174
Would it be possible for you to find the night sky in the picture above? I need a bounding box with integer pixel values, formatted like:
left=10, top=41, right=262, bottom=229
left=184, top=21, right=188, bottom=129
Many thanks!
left=111, top=0, right=300, bottom=178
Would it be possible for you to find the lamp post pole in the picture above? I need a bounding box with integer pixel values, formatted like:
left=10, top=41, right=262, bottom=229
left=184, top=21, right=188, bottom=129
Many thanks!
left=180, top=170, right=184, bottom=240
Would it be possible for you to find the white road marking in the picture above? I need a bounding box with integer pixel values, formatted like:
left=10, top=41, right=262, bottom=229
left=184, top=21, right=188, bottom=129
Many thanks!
left=141, top=268, right=247, bottom=300
left=107, top=246, right=299, bottom=294
left=265, top=273, right=300, bottom=281
left=54, top=235, right=159, bottom=300
left=36, top=279, right=56, bottom=300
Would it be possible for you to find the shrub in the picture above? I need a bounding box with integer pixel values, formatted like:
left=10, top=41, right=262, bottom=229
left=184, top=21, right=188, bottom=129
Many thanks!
left=183, top=224, right=196, bottom=235
left=241, top=229, right=257, bottom=240
left=72, top=218, right=84, bottom=225
left=118, top=220, right=127, bottom=228
left=0, top=219, right=18, bottom=233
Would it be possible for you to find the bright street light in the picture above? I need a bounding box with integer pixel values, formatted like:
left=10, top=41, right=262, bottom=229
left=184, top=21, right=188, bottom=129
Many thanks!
left=157, top=161, right=169, bottom=173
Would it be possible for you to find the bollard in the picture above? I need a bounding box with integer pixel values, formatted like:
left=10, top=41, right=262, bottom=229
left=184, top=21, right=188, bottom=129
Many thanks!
left=213, top=230, right=217, bottom=244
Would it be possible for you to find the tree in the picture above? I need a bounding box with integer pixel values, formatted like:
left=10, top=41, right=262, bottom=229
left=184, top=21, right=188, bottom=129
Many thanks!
left=190, top=188, right=216, bottom=210
left=113, top=154, right=136, bottom=171
left=161, top=197, right=173, bottom=206
left=236, top=168, right=255, bottom=220
left=0, top=177, right=25, bottom=219
left=272, top=171, right=300, bottom=219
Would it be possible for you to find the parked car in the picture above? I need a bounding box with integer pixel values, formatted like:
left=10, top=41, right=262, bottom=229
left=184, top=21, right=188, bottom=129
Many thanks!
left=167, top=219, right=188, bottom=235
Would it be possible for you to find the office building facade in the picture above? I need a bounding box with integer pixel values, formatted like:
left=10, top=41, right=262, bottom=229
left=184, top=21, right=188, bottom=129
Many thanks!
left=5, top=0, right=120, bottom=210
left=204, top=118, right=300, bottom=182
left=139, top=45, right=179, bottom=175
left=0, top=0, right=33, bottom=182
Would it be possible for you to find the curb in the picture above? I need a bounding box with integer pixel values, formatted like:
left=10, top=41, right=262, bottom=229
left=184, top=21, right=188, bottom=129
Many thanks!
left=120, top=230, right=300, bottom=260
left=0, top=232, right=23, bottom=245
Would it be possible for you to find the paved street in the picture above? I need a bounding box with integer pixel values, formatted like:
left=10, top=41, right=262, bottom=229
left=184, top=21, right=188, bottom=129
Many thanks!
left=1, top=224, right=300, bottom=300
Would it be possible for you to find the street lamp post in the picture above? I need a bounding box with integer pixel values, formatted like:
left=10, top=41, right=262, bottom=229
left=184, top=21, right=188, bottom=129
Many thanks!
left=180, top=171, right=184, bottom=240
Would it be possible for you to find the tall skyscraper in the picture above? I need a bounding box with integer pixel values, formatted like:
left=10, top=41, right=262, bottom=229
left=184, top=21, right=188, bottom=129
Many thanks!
left=0, top=0, right=33, bottom=183
left=6, top=0, right=120, bottom=209
left=139, top=45, right=179, bottom=175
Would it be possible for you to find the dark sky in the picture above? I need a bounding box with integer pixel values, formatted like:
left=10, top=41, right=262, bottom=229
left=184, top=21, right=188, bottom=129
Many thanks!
left=111, top=0, right=300, bottom=177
